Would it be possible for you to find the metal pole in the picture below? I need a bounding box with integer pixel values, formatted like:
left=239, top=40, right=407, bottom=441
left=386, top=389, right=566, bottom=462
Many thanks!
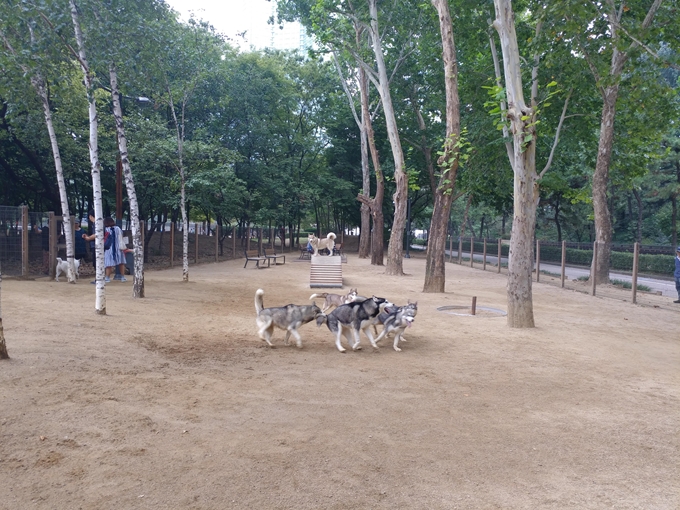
left=170, top=222, right=175, bottom=268
left=470, top=236, right=474, bottom=268
left=458, top=237, right=463, bottom=264
left=483, top=239, right=487, bottom=270
left=590, top=241, right=597, bottom=296
left=471, top=296, right=477, bottom=316
left=631, top=242, right=639, bottom=304
left=195, top=227, right=199, bottom=264
left=21, top=206, right=28, bottom=276
left=405, top=198, right=411, bottom=258
left=215, top=224, right=219, bottom=263
left=560, top=240, right=566, bottom=288
left=498, top=238, right=502, bottom=273
left=536, top=239, right=541, bottom=282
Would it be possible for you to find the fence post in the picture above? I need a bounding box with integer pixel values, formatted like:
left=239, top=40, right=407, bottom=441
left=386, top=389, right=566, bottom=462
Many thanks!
left=536, top=239, right=541, bottom=282
left=21, top=206, right=28, bottom=276
left=449, top=233, right=453, bottom=263
left=631, top=242, right=639, bottom=304
left=140, top=220, right=145, bottom=259
left=483, top=239, right=487, bottom=270
left=498, top=238, right=502, bottom=273
left=590, top=241, right=598, bottom=296
left=48, top=212, right=56, bottom=279
left=470, top=236, right=474, bottom=268
left=232, top=227, right=236, bottom=259
left=560, top=240, right=566, bottom=288
left=458, top=237, right=462, bottom=264
left=170, top=222, right=175, bottom=268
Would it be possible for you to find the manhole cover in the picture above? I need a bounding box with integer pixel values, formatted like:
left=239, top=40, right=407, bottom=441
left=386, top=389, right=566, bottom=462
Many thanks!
left=437, top=305, right=507, bottom=318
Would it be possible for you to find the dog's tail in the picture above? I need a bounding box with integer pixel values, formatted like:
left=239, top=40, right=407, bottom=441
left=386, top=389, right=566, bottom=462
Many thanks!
left=255, top=289, right=265, bottom=314
left=309, top=293, right=327, bottom=300
left=327, top=232, right=336, bottom=240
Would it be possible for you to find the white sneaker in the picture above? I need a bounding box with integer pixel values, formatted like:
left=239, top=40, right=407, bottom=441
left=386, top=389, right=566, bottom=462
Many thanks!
left=104, top=276, right=111, bottom=283
left=119, top=276, right=128, bottom=282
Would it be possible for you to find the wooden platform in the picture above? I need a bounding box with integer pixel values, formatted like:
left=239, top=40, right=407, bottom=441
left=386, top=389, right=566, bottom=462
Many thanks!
left=310, top=255, right=342, bottom=288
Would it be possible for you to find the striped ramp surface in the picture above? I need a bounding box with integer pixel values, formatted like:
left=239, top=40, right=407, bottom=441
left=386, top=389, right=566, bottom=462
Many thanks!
left=310, top=255, right=343, bottom=288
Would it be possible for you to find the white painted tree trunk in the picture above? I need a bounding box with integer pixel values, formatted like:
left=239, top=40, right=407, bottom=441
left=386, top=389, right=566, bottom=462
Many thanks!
left=181, top=181, right=189, bottom=282
left=109, top=64, right=144, bottom=297
left=367, top=0, right=407, bottom=276
left=70, top=0, right=105, bottom=314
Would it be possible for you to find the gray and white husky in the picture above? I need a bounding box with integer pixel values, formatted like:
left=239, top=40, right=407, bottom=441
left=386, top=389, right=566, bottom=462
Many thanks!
left=374, top=301, right=418, bottom=352
left=255, top=289, right=322, bottom=348
left=317, top=296, right=392, bottom=352
left=309, top=288, right=358, bottom=313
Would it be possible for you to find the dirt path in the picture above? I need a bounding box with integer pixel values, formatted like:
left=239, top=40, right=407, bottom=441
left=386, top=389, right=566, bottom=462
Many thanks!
left=1, top=253, right=678, bottom=509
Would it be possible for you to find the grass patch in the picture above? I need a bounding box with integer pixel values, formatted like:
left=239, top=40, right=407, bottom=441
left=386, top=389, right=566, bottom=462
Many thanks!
left=540, top=270, right=561, bottom=278
left=610, top=279, right=651, bottom=292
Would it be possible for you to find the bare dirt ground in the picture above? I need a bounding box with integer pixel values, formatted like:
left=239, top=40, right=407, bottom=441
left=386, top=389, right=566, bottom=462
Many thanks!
left=1, top=252, right=678, bottom=510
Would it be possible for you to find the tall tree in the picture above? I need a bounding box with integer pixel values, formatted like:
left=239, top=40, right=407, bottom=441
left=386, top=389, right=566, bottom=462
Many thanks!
left=1, top=5, right=78, bottom=283
left=70, top=0, right=106, bottom=313
left=423, top=0, right=462, bottom=292
left=492, top=0, right=571, bottom=327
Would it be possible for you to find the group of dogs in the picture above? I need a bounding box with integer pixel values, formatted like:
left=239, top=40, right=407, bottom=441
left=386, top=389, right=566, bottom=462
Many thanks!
left=255, top=287, right=417, bottom=352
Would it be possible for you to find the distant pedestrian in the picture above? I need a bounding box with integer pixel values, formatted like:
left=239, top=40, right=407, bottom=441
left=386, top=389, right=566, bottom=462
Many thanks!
left=104, top=217, right=127, bottom=283
left=674, top=246, right=680, bottom=304
left=74, top=221, right=87, bottom=262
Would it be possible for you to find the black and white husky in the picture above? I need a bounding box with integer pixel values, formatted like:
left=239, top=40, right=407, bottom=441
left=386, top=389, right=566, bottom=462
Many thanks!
left=317, top=296, right=392, bottom=352
left=255, top=289, right=322, bottom=348
left=374, top=301, right=418, bottom=352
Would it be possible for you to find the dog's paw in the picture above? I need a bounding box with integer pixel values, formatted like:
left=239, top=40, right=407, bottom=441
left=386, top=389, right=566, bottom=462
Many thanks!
left=394, top=346, right=402, bottom=352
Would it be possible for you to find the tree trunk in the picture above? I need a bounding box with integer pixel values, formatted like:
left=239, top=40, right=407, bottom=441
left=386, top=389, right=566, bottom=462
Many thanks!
left=71, top=0, right=105, bottom=314
left=367, top=0, right=407, bottom=275
left=110, top=64, right=144, bottom=297
left=424, top=0, right=461, bottom=293
left=591, top=85, right=618, bottom=284
left=33, top=76, right=76, bottom=283
left=632, top=188, right=643, bottom=244
left=358, top=66, right=371, bottom=259
left=493, top=0, right=539, bottom=328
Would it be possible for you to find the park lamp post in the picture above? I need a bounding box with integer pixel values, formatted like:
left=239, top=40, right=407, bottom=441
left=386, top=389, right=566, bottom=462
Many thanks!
left=405, top=197, right=411, bottom=258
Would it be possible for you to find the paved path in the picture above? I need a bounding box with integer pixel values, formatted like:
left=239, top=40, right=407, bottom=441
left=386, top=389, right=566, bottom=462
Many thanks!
left=429, top=248, right=677, bottom=298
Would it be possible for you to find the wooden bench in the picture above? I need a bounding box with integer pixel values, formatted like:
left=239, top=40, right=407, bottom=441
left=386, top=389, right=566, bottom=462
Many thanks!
left=263, top=248, right=285, bottom=265
left=244, top=249, right=269, bottom=269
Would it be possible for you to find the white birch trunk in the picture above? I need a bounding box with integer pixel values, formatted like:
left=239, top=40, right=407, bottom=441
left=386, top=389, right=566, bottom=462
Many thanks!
left=367, top=0, right=407, bottom=275
left=32, top=75, right=77, bottom=283
left=109, top=64, right=144, bottom=297
left=70, top=0, right=105, bottom=313
left=181, top=180, right=189, bottom=281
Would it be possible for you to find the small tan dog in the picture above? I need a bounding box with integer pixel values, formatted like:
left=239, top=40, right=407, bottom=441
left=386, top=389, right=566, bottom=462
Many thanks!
left=308, top=232, right=336, bottom=256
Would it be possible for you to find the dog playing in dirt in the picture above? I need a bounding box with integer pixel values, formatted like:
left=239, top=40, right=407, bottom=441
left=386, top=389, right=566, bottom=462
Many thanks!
left=55, top=257, right=80, bottom=282
left=374, top=301, right=418, bottom=352
left=308, top=232, right=336, bottom=256
left=317, top=296, right=392, bottom=352
left=309, top=288, right=358, bottom=313
left=255, top=289, right=322, bottom=348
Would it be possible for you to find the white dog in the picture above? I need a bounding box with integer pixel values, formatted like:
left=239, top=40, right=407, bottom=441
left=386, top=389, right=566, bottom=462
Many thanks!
left=308, top=232, right=336, bottom=256
left=55, top=257, right=80, bottom=282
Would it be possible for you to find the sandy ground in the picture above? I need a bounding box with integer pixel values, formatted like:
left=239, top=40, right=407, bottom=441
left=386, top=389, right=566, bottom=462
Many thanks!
left=1, top=252, right=678, bottom=510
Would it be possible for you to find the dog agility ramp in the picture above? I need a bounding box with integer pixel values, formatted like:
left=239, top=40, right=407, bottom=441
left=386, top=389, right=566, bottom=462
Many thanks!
left=310, top=255, right=342, bottom=288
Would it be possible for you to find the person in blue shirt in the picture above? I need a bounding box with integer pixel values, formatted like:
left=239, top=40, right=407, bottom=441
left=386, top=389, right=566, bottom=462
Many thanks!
left=674, top=246, right=680, bottom=304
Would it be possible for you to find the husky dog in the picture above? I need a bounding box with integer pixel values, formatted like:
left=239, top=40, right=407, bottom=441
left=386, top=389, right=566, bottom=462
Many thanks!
left=55, top=257, right=80, bottom=282
left=308, top=232, right=336, bottom=256
left=374, top=302, right=418, bottom=352
left=309, top=288, right=358, bottom=313
left=255, top=289, right=322, bottom=348
left=317, top=296, right=392, bottom=352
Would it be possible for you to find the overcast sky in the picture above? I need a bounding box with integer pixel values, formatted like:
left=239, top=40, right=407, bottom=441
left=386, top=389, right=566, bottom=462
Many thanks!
left=164, top=0, right=298, bottom=50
